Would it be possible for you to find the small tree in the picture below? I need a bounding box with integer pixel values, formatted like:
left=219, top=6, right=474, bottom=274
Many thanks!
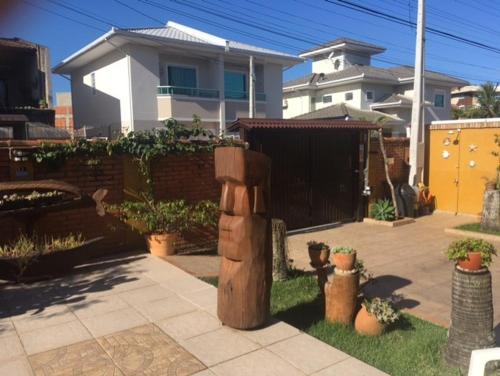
left=375, top=117, right=400, bottom=218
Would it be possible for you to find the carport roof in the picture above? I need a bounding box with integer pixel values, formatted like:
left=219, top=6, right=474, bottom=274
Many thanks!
left=228, top=118, right=379, bottom=131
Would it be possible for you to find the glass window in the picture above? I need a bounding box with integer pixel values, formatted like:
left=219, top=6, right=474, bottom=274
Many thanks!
left=168, top=66, right=197, bottom=88
left=225, top=71, right=246, bottom=99
left=434, top=93, right=445, bottom=107
left=323, top=95, right=332, bottom=103
left=366, top=91, right=374, bottom=101
left=345, top=92, right=353, bottom=101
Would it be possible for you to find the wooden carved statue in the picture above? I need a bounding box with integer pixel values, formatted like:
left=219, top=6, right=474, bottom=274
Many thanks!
left=215, top=146, right=272, bottom=330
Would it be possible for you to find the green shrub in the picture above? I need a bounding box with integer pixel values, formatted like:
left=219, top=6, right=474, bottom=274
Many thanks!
left=364, top=297, right=400, bottom=325
left=332, top=246, right=355, bottom=254
left=370, top=199, right=396, bottom=221
left=446, top=238, right=497, bottom=267
left=114, top=196, right=219, bottom=235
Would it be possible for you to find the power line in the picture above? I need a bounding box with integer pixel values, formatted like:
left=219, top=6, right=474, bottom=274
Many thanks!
left=46, top=0, right=121, bottom=28
left=324, top=0, right=500, bottom=55
left=112, top=0, right=164, bottom=25
left=22, top=0, right=107, bottom=32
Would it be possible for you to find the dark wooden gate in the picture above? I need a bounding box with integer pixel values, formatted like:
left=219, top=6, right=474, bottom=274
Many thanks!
left=251, top=129, right=362, bottom=230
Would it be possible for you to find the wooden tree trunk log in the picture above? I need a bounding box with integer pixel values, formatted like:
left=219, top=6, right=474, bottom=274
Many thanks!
left=325, top=271, right=360, bottom=325
left=481, top=190, right=500, bottom=232
left=445, top=267, right=496, bottom=371
left=272, top=219, right=288, bottom=281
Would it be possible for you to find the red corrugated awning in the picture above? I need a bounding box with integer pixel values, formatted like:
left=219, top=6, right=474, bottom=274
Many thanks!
left=228, top=118, right=379, bottom=131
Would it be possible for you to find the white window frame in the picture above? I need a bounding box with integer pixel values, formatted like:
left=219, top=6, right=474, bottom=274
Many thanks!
left=434, top=90, right=446, bottom=108
left=366, top=90, right=374, bottom=101
left=165, top=64, right=199, bottom=88
left=345, top=92, right=353, bottom=101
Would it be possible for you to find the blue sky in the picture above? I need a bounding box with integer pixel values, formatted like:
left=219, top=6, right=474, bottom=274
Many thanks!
left=3, top=0, right=500, bottom=101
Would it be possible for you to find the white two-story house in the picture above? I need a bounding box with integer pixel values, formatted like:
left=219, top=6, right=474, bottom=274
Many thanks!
left=53, top=21, right=302, bottom=136
left=283, top=38, right=468, bottom=135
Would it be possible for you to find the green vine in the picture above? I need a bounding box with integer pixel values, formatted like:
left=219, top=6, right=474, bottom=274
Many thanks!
left=33, top=117, right=241, bottom=192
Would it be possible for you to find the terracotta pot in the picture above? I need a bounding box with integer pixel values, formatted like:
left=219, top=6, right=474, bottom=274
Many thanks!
left=146, top=233, right=176, bottom=257
left=457, top=251, right=482, bottom=271
left=308, top=246, right=330, bottom=267
left=354, top=305, right=385, bottom=336
left=333, top=251, right=357, bottom=271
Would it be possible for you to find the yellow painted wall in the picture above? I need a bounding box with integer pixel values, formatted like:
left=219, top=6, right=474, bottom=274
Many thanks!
left=428, top=121, right=499, bottom=215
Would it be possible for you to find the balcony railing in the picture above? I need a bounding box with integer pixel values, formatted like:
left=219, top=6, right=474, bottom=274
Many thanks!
left=158, top=86, right=267, bottom=102
left=157, top=86, right=219, bottom=98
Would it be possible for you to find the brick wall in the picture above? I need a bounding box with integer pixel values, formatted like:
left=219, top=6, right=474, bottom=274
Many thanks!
left=0, top=141, right=220, bottom=255
left=368, top=137, right=410, bottom=203
left=54, top=105, right=74, bottom=130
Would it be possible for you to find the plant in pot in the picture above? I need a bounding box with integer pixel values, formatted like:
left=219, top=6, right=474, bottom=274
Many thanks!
left=114, top=193, right=219, bottom=257
left=354, top=297, right=400, bottom=336
left=370, top=199, right=396, bottom=221
left=446, top=238, right=497, bottom=271
left=307, top=241, right=330, bottom=267
left=332, top=246, right=357, bottom=271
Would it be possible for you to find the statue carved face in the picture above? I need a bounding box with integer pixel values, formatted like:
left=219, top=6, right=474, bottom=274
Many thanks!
left=215, top=147, right=270, bottom=261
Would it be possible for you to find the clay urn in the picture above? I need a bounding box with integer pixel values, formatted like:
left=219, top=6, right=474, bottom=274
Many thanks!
left=145, top=233, right=177, bottom=257
left=307, top=242, right=330, bottom=268
left=458, top=251, right=482, bottom=271
left=354, top=305, right=384, bottom=336
left=333, top=251, right=357, bottom=271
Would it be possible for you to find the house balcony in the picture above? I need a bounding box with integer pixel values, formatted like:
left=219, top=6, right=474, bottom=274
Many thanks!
left=157, top=86, right=267, bottom=123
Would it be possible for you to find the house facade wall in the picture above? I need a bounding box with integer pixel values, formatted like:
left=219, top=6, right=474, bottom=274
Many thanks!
left=71, top=48, right=132, bottom=136
left=398, top=83, right=452, bottom=121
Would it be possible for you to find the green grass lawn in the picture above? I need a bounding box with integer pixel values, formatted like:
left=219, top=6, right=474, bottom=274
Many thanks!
left=456, top=222, right=500, bottom=237
left=201, top=274, right=461, bottom=376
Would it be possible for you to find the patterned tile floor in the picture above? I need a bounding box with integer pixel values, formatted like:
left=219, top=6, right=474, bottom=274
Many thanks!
left=0, top=252, right=387, bottom=376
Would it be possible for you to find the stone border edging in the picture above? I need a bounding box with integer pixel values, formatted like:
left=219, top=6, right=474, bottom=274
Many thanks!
left=363, top=217, right=415, bottom=227
left=444, top=228, right=500, bottom=243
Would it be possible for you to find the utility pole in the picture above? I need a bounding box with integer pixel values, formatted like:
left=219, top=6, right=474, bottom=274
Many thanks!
left=408, top=0, right=425, bottom=186
left=249, top=55, right=256, bottom=118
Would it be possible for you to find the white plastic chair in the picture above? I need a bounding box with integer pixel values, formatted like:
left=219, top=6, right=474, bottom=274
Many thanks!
left=468, top=348, right=500, bottom=376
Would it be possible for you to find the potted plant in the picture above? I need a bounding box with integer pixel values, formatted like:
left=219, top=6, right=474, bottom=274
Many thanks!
left=354, top=297, right=400, bottom=336
left=332, top=246, right=357, bottom=271
left=370, top=199, right=396, bottom=221
left=307, top=241, right=330, bottom=267
left=446, top=238, right=497, bottom=271
left=114, top=195, right=218, bottom=257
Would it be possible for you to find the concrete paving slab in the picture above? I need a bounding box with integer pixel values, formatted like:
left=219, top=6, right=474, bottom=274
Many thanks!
left=267, top=333, right=350, bottom=375
left=19, top=319, right=92, bottom=355
left=79, top=307, right=148, bottom=337
left=135, top=295, right=197, bottom=322
left=180, top=327, right=259, bottom=367
left=210, top=348, right=305, bottom=376
left=156, top=310, right=221, bottom=341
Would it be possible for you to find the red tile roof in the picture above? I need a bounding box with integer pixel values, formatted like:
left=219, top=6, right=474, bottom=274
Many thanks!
left=228, top=118, right=379, bottom=131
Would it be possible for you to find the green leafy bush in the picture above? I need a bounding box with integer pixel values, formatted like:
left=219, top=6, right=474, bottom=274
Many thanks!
left=364, top=297, right=400, bottom=325
left=114, top=195, right=219, bottom=235
left=332, top=246, right=355, bottom=254
left=446, top=238, right=497, bottom=267
left=370, top=199, right=396, bottom=221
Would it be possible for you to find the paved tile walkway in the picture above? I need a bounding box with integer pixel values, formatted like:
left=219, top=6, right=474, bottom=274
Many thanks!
left=288, top=212, right=500, bottom=331
left=0, top=253, right=387, bottom=375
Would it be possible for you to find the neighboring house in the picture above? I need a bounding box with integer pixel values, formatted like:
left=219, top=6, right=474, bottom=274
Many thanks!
left=53, top=21, right=302, bottom=136
left=451, top=85, right=500, bottom=108
left=54, top=92, right=74, bottom=132
left=0, top=37, right=53, bottom=109
left=283, top=38, right=468, bottom=135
